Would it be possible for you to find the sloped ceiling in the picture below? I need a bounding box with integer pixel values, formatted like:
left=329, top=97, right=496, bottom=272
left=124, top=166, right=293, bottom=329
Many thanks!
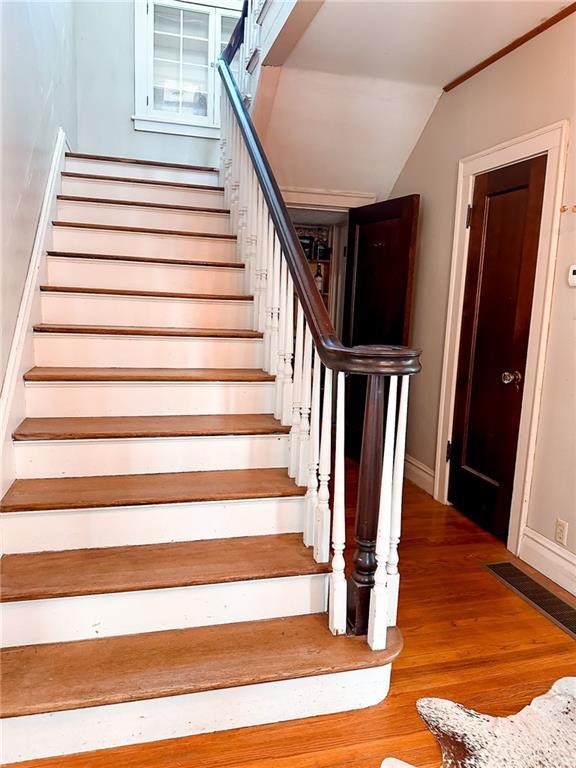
left=261, top=0, right=569, bottom=200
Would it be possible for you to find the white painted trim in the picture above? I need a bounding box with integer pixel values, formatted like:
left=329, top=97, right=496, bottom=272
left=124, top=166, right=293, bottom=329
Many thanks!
left=404, top=454, right=435, bottom=496
left=1, top=574, right=328, bottom=646
left=132, top=116, right=220, bottom=139
left=280, top=186, right=375, bottom=211
left=434, top=122, right=569, bottom=559
left=518, top=527, right=576, bottom=596
left=0, top=665, right=392, bottom=764
left=0, top=128, right=67, bottom=501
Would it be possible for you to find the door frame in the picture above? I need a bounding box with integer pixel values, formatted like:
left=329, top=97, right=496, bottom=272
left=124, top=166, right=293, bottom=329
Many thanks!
left=434, top=121, right=569, bottom=554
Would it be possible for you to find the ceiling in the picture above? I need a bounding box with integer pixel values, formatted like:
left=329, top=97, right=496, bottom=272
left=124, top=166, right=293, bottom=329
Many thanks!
left=284, top=0, right=569, bottom=86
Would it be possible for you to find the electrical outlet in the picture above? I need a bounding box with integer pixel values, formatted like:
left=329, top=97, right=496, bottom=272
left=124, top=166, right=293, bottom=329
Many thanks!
left=554, top=519, right=568, bottom=547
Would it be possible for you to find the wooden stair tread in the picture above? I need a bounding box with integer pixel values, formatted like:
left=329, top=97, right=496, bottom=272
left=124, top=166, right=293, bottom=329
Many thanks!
left=53, top=221, right=236, bottom=240
left=62, top=171, right=224, bottom=192
left=46, top=250, right=244, bottom=269
left=0, top=533, right=327, bottom=602
left=57, top=195, right=229, bottom=214
left=13, top=414, right=289, bottom=441
left=65, top=151, right=219, bottom=173
left=24, top=367, right=272, bottom=382
left=33, top=323, right=262, bottom=338
left=40, top=285, right=252, bottom=301
left=0, top=468, right=304, bottom=513
left=0, top=615, right=402, bottom=717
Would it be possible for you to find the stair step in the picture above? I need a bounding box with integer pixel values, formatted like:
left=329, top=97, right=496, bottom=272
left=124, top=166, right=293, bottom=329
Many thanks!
left=0, top=533, right=326, bottom=602
left=64, top=154, right=220, bottom=186
left=13, top=414, right=288, bottom=441
left=62, top=171, right=224, bottom=192
left=40, top=286, right=252, bottom=301
left=24, top=367, right=271, bottom=382
left=65, top=152, right=219, bottom=174
left=46, top=249, right=243, bottom=268
left=57, top=194, right=228, bottom=214
left=53, top=220, right=236, bottom=241
left=0, top=467, right=303, bottom=513
left=34, top=323, right=262, bottom=338
left=0, top=614, right=402, bottom=718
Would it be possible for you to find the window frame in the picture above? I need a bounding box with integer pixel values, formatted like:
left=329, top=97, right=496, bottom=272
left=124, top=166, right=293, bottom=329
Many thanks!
left=133, top=0, right=241, bottom=139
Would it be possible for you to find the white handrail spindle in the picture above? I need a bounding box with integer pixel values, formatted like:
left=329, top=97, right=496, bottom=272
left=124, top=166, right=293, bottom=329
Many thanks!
left=275, top=256, right=287, bottom=419
left=289, top=302, right=304, bottom=479
left=305, top=348, right=321, bottom=549
left=270, top=233, right=281, bottom=375
left=314, top=365, right=332, bottom=563
left=329, top=370, right=346, bottom=634
left=387, top=375, right=409, bottom=627
left=367, top=376, right=398, bottom=651
left=281, top=272, right=294, bottom=426
left=298, top=325, right=313, bottom=487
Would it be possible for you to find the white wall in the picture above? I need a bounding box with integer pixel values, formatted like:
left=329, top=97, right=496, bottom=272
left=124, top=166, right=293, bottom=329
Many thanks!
left=0, top=0, right=78, bottom=382
left=74, top=1, right=219, bottom=167
left=262, top=67, right=439, bottom=198
left=391, top=16, right=576, bottom=555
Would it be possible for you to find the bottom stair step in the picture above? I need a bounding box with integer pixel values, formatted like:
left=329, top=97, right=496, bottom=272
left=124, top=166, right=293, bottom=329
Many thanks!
left=0, top=615, right=402, bottom=763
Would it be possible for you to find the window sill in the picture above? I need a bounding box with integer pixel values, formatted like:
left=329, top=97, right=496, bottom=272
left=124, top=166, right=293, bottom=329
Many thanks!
left=132, top=115, right=221, bottom=139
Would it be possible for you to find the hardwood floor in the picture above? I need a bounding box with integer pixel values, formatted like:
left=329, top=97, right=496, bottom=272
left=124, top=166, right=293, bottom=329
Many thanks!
left=11, top=469, right=576, bottom=768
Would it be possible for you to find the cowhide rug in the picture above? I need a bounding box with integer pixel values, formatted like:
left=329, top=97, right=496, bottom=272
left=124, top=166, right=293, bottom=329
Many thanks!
left=381, top=677, right=576, bottom=768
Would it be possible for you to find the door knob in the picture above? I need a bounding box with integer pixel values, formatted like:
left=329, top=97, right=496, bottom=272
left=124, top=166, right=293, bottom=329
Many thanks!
left=502, top=371, right=522, bottom=386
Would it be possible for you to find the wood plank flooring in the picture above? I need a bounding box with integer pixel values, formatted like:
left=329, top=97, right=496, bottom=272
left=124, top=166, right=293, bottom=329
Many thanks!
left=10, top=471, right=576, bottom=768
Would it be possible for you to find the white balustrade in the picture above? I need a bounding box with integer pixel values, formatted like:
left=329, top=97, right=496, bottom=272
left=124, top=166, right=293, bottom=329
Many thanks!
left=314, top=365, right=332, bottom=563
left=281, top=272, right=294, bottom=426
left=297, top=326, right=313, bottom=487
left=304, top=349, right=321, bottom=548
left=329, top=371, right=346, bottom=634
left=368, top=376, right=398, bottom=651
left=275, top=255, right=287, bottom=419
left=289, top=303, right=304, bottom=479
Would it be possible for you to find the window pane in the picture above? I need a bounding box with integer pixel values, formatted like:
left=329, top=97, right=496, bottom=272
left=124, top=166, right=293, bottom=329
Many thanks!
left=183, top=36, right=208, bottom=66
left=154, top=5, right=180, bottom=35
left=154, top=57, right=180, bottom=112
left=220, top=15, right=237, bottom=45
left=182, top=64, right=208, bottom=116
left=154, top=31, right=180, bottom=62
left=183, top=9, right=209, bottom=39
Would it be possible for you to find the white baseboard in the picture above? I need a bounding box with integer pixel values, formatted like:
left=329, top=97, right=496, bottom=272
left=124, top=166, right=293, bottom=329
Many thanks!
left=0, top=128, right=68, bottom=504
left=518, top=527, right=576, bottom=596
left=404, top=454, right=435, bottom=496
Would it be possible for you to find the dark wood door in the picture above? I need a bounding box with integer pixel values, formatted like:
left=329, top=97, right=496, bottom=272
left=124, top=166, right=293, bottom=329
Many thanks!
left=343, top=195, right=419, bottom=457
left=449, top=155, right=547, bottom=541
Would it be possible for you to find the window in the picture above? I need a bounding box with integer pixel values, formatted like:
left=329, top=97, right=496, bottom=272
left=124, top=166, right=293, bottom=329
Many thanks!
left=134, top=0, right=241, bottom=138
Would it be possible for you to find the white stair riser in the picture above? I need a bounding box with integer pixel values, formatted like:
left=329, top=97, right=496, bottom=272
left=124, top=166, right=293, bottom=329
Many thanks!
left=47, top=256, right=246, bottom=294
left=1, top=496, right=305, bottom=554
left=34, top=333, right=263, bottom=368
left=15, top=433, right=289, bottom=478
left=58, top=200, right=231, bottom=234
left=62, top=176, right=225, bottom=207
left=25, top=381, right=274, bottom=417
left=41, top=292, right=254, bottom=330
left=1, top=574, right=327, bottom=646
left=0, top=666, right=391, bottom=763
left=65, top=157, right=220, bottom=186
left=52, top=227, right=237, bottom=263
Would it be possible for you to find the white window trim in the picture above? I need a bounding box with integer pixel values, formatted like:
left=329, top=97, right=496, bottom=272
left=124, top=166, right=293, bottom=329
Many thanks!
left=133, top=0, right=240, bottom=139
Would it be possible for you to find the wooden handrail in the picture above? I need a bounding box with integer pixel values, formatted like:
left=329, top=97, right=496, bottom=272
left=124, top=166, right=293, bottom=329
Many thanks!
left=218, top=58, right=420, bottom=377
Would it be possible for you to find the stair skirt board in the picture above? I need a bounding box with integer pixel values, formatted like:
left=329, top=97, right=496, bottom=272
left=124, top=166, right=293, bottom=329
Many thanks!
left=34, top=334, right=263, bottom=369
left=14, top=434, right=289, bottom=478
left=25, top=380, right=275, bottom=417
left=40, top=292, right=254, bottom=330
left=64, top=157, right=220, bottom=186
left=57, top=200, right=231, bottom=234
left=1, top=496, right=306, bottom=554
left=61, top=176, right=226, bottom=207
left=0, top=665, right=392, bottom=764
left=52, top=227, right=237, bottom=263
left=47, top=256, right=246, bottom=294
left=1, top=573, right=327, bottom=646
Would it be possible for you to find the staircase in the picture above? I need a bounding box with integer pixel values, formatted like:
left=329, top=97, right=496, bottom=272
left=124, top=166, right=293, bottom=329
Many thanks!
left=0, top=153, right=405, bottom=764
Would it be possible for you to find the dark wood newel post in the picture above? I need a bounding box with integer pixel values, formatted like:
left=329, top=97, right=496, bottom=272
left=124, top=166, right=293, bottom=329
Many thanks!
left=347, top=374, right=386, bottom=635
